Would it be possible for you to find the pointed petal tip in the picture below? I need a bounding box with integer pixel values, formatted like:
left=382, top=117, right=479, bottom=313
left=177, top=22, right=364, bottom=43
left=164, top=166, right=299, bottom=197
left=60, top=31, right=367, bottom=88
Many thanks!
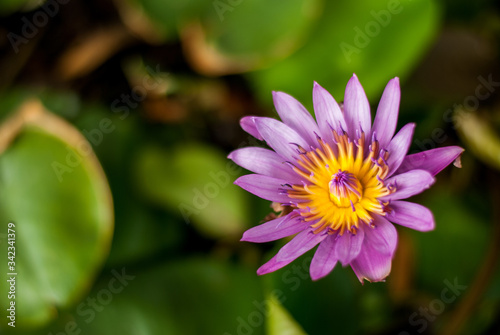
left=272, top=91, right=292, bottom=109
left=357, top=276, right=367, bottom=284
left=390, top=76, right=400, bottom=84
left=240, top=116, right=264, bottom=141
left=427, top=177, right=436, bottom=188
left=272, top=91, right=287, bottom=100
left=348, top=74, right=360, bottom=84
left=240, top=115, right=255, bottom=124
left=310, top=264, right=336, bottom=281
left=312, top=81, right=326, bottom=97
left=256, top=261, right=276, bottom=276
left=454, top=147, right=465, bottom=168
left=397, top=146, right=466, bottom=176
left=344, top=73, right=371, bottom=137
left=240, top=231, right=249, bottom=242
left=449, top=146, right=465, bottom=167
left=256, top=268, right=267, bottom=276
left=310, top=273, right=323, bottom=281
left=454, top=155, right=463, bottom=168
left=233, top=177, right=243, bottom=186
left=422, top=174, right=437, bottom=189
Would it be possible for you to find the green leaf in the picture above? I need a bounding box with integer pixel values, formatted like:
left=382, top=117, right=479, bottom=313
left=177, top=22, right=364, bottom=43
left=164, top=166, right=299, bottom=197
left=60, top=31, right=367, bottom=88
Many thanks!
left=124, top=0, right=212, bottom=40
left=106, top=201, right=184, bottom=266
left=198, top=0, right=321, bottom=68
left=71, top=103, right=184, bottom=266
left=250, top=0, right=440, bottom=109
left=42, top=258, right=265, bottom=335
left=412, top=189, right=489, bottom=293
left=264, top=252, right=358, bottom=335
left=126, top=0, right=320, bottom=73
left=134, top=143, right=248, bottom=239
left=0, top=88, right=81, bottom=124
left=454, top=109, right=500, bottom=171
left=0, top=101, right=114, bottom=329
left=266, top=292, right=307, bottom=335
left=0, top=0, right=34, bottom=15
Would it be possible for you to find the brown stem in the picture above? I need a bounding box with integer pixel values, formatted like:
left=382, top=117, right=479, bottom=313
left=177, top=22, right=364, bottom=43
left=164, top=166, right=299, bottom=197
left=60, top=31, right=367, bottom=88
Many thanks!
left=442, top=170, right=500, bottom=335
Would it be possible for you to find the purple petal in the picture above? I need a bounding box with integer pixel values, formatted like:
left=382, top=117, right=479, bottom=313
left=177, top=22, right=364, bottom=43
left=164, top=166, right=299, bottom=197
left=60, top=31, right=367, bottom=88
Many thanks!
left=334, top=228, right=365, bottom=266
left=362, top=215, right=398, bottom=256
left=273, top=91, right=320, bottom=147
left=228, top=147, right=299, bottom=182
left=313, top=82, right=347, bottom=142
left=386, top=201, right=435, bottom=232
left=372, top=77, right=400, bottom=149
left=310, top=235, right=338, bottom=281
left=386, top=123, right=416, bottom=176
left=351, top=216, right=397, bottom=283
left=350, top=242, right=393, bottom=283
left=234, top=174, right=293, bottom=204
left=241, top=213, right=307, bottom=243
left=344, top=74, right=371, bottom=138
left=254, top=117, right=309, bottom=162
left=257, top=229, right=327, bottom=275
left=396, top=146, right=465, bottom=176
left=240, top=116, right=263, bottom=140
left=381, top=169, right=435, bottom=201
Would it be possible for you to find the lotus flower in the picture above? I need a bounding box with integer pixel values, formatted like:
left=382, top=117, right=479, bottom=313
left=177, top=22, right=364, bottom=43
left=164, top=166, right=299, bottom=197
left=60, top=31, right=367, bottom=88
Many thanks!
left=229, top=74, right=463, bottom=282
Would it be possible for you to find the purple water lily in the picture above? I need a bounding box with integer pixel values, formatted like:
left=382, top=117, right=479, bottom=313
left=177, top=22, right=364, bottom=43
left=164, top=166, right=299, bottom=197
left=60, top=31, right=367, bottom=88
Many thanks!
left=229, top=74, right=463, bottom=283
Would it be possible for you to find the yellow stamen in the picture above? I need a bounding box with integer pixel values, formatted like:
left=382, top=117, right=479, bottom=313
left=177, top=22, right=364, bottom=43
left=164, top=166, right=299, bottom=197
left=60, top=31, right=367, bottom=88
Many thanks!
left=288, top=131, right=394, bottom=235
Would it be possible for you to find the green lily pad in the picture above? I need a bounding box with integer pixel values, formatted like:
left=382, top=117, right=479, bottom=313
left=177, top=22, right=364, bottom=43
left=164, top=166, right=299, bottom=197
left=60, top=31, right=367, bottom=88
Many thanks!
left=198, top=0, right=320, bottom=66
left=250, top=0, right=440, bottom=109
left=40, top=258, right=264, bottom=335
left=134, top=143, right=248, bottom=239
left=124, top=0, right=211, bottom=41
left=0, top=101, right=114, bottom=329
left=455, top=109, right=500, bottom=171
left=125, top=0, right=320, bottom=73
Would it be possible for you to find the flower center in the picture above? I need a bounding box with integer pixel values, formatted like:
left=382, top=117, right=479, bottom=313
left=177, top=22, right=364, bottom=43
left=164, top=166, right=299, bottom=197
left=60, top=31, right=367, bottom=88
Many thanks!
left=287, top=131, right=393, bottom=235
left=329, top=170, right=362, bottom=208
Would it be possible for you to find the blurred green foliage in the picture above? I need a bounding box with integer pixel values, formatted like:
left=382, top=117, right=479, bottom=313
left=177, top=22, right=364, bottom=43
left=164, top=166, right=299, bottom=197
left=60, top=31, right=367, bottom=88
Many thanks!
left=0, top=102, right=113, bottom=328
left=250, top=0, right=440, bottom=108
left=134, top=143, right=248, bottom=239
